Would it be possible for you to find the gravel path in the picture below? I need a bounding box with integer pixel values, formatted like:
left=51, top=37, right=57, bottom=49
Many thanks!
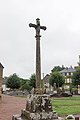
left=0, top=94, right=26, bottom=120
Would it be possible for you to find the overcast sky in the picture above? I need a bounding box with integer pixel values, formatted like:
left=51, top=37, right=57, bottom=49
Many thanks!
left=0, top=0, right=80, bottom=78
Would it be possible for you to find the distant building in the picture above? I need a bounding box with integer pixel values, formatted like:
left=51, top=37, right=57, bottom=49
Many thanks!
left=77, top=55, right=80, bottom=66
left=43, top=67, right=76, bottom=93
left=60, top=66, right=76, bottom=84
left=60, top=56, right=80, bottom=86
left=43, top=74, right=53, bottom=93
left=0, top=63, right=4, bottom=97
left=2, top=77, right=10, bottom=92
left=44, top=74, right=50, bottom=93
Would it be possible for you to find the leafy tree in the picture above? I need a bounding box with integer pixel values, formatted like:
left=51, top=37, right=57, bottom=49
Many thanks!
left=20, top=81, right=32, bottom=92
left=51, top=65, right=65, bottom=73
left=49, top=72, right=65, bottom=88
left=20, top=78, right=27, bottom=87
left=29, top=74, right=36, bottom=88
left=72, top=67, right=80, bottom=87
left=6, top=73, right=20, bottom=89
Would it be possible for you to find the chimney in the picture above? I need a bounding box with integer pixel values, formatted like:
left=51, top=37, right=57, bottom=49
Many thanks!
left=78, top=55, right=80, bottom=66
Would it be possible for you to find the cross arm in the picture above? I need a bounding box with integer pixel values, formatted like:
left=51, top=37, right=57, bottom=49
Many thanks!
left=29, top=23, right=37, bottom=28
left=40, top=26, right=47, bottom=30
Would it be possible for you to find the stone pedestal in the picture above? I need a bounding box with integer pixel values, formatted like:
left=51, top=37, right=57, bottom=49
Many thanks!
left=12, top=94, right=58, bottom=120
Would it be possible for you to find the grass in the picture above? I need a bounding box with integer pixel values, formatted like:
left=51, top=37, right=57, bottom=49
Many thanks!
left=51, top=96, right=80, bottom=116
left=17, top=95, right=80, bottom=116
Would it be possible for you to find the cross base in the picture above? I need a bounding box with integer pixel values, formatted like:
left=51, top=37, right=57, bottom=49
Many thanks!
left=12, top=94, right=60, bottom=120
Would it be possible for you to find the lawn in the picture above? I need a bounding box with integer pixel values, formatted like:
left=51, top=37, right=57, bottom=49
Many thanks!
left=51, top=96, right=80, bottom=116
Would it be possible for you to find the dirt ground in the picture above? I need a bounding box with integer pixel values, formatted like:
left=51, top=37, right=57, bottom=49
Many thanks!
left=0, top=94, right=26, bottom=120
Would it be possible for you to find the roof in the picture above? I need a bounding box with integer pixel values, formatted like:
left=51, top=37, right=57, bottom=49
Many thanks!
left=60, top=67, right=76, bottom=73
left=43, top=74, right=50, bottom=83
left=0, top=63, right=4, bottom=68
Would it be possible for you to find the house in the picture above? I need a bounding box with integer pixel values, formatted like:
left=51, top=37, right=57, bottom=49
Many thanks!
left=43, top=74, right=50, bottom=93
left=43, top=74, right=53, bottom=93
left=60, top=66, right=76, bottom=89
left=2, top=77, right=10, bottom=92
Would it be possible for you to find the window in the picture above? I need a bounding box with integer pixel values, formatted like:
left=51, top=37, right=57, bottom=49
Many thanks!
left=65, top=73, right=67, bottom=76
left=69, top=72, right=71, bottom=76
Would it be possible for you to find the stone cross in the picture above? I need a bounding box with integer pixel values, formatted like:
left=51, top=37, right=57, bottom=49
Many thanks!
left=29, top=18, right=46, bottom=94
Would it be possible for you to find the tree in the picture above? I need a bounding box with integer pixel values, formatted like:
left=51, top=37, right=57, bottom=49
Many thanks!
left=29, top=74, right=36, bottom=88
left=49, top=72, right=65, bottom=88
left=20, top=81, right=32, bottom=92
left=20, top=78, right=27, bottom=87
left=72, top=67, right=80, bottom=87
left=6, top=73, right=20, bottom=89
left=51, top=65, right=65, bottom=73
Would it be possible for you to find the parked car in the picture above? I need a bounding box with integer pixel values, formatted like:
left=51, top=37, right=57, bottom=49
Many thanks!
left=60, top=92, right=72, bottom=97
left=50, top=93, right=59, bottom=97
left=50, top=92, right=72, bottom=97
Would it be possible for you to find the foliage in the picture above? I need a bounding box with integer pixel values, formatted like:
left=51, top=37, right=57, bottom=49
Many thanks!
left=72, top=67, right=80, bottom=86
left=20, top=78, right=27, bottom=86
left=6, top=73, right=36, bottom=91
left=20, top=81, right=32, bottom=91
left=51, top=65, right=65, bottom=73
left=49, top=72, right=65, bottom=87
left=69, top=84, right=78, bottom=93
left=6, top=73, right=20, bottom=89
left=29, top=74, right=36, bottom=88
left=20, top=73, right=36, bottom=90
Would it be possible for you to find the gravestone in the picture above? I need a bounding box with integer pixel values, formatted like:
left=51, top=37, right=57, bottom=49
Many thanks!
left=0, top=63, right=4, bottom=98
left=12, top=18, right=59, bottom=120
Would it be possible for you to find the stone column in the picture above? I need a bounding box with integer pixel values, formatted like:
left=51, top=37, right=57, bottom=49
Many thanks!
left=0, top=63, right=4, bottom=98
left=29, top=18, right=46, bottom=94
left=36, top=36, right=41, bottom=94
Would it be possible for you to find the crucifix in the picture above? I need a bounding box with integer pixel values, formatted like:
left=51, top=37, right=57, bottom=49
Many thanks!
left=29, top=18, right=46, bottom=94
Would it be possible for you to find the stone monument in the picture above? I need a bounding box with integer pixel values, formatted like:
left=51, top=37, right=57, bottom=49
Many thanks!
left=0, top=63, right=4, bottom=98
left=29, top=18, right=46, bottom=94
left=12, top=18, right=59, bottom=120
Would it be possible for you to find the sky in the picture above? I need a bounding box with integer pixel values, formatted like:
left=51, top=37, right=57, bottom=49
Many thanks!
left=0, top=0, right=80, bottom=79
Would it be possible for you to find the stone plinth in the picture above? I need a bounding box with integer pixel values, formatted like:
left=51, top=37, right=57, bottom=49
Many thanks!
left=12, top=94, right=58, bottom=120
